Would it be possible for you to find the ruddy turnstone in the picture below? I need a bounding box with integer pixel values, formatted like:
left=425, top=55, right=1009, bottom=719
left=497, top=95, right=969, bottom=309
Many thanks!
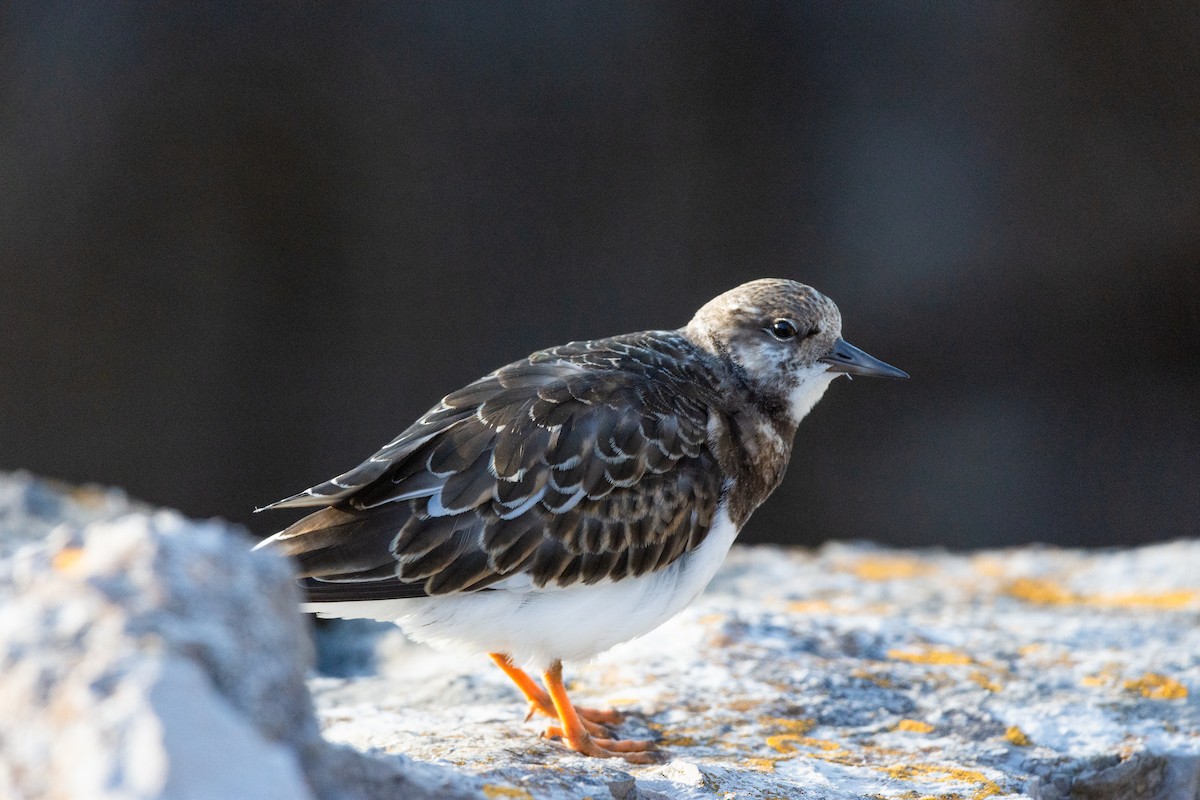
left=255, top=278, right=906, bottom=762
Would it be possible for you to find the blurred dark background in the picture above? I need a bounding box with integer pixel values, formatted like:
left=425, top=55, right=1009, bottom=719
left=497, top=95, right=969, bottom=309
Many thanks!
left=3, top=4, right=1198, bottom=549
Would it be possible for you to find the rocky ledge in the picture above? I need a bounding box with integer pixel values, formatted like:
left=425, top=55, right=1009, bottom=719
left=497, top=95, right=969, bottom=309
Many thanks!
left=1, top=472, right=1197, bottom=800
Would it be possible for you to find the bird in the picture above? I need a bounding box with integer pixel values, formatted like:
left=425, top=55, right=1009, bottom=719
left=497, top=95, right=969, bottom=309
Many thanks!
left=254, top=278, right=907, bottom=763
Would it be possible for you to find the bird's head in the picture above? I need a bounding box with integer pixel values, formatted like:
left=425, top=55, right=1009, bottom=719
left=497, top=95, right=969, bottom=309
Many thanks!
left=684, top=278, right=908, bottom=425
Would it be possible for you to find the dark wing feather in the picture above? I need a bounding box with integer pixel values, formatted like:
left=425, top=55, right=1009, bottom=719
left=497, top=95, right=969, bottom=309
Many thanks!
left=258, top=331, right=725, bottom=602
left=257, top=405, right=476, bottom=510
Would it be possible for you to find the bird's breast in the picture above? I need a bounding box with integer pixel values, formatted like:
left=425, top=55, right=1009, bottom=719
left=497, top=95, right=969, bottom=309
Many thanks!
left=707, top=406, right=794, bottom=528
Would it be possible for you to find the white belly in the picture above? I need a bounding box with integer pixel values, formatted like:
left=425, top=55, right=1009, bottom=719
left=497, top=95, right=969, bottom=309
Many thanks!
left=304, top=504, right=740, bottom=669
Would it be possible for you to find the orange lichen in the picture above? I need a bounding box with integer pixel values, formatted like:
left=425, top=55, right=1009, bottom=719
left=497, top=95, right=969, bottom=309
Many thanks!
left=896, top=719, right=935, bottom=734
left=1123, top=673, right=1188, bottom=700
left=887, top=648, right=974, bottom=666
left=1004, top=726, right=1032, bottom=746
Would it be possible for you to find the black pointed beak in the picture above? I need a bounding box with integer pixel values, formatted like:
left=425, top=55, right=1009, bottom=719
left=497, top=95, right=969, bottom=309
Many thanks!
left=819, top=338, right=909, bottom=379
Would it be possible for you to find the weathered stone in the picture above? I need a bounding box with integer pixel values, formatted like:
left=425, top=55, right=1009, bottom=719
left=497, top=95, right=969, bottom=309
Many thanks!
left=311, top=540, right=1200, bottom=799
left=4, top=471, right=1196, bottom=799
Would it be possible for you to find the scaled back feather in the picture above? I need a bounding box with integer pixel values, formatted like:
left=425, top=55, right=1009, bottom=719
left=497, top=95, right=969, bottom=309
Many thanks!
left=261, top=331, right=725, bottom=600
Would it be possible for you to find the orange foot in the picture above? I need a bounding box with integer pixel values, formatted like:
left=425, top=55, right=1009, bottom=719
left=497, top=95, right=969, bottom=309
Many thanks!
left=486, top=653, right=658, bottom=763
left=488, top=653, right=622, bottom=737
left=541, top=660, right=659, bottom=764
left=541, top=723, right=659, bottom=763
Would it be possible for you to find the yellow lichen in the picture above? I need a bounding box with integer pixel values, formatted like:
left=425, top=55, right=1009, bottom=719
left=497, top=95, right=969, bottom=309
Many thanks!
left=1004, top=726, right=1032, bottom=746
left=659, top=734, right=698, bottom=747
left=887, top=648, right=974, bottom=666
left=726, top=698, right=763, bottom=712
left=851, top=557, right=933, bottom=581
left=482, top=785, right=533, bottom=800
left=786, top=599, right=833, bottom=614
left=766, top=734, right=803, bottom=754
left=1081, top=663, right=1122, bottom=687
left=1095, top=590, right=1199, bottom=609
left=971, top=555, right=1010, bottom=577
left=758, top=717, right=816, bottom=734
left=807, top=738, right=843, bottom=751
left=1082, top=664, right=1173, bottom=694
left=1006, top=578, right=1199, bottom=610
left=881, top=763, right=1003, bottom=800
left=52, top=547, right=84, bottom=573
left=1123, top=673, right=1188, bottom=700
left=766, top=733, right=842, bottom=754
left=852, top=668, right=894, bottom=688
left=745, top=757, right=778, bottom=772
left=969, top=670, right=1003, bottom=692
left=1005, top=578, right=1077, bottom=605
left=896, top=719, right=935, bottom=733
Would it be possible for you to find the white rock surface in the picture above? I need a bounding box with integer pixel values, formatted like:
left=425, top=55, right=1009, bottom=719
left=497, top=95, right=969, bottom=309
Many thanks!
left=311, top=541, right=1200, bottom=800
left=3, top=472, right=1196, bottom=800
left=0, top=472, right=476, bottom=800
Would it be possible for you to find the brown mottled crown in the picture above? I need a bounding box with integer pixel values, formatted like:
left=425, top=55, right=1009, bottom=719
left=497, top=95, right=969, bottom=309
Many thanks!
left=683, top=279, right=843, bottom=406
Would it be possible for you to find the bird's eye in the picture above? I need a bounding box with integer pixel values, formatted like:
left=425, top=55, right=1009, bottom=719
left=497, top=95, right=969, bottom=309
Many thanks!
left=768, top=319, right=799, bottom=340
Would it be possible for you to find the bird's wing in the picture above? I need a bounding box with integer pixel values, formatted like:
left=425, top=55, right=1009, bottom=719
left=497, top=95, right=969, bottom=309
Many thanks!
left=256, top=405, right=476, bottom=511
left=258, top=333, right=725, bottom=600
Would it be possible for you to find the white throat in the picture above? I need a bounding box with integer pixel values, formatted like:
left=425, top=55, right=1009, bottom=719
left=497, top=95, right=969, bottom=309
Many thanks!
left=788, top=366, right=839, bottom=425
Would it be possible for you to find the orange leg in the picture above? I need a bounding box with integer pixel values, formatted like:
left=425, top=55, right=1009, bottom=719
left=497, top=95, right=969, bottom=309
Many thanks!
left=488, top=653, right=621, bottom=737
left=541, top=660, right=657, bottom=763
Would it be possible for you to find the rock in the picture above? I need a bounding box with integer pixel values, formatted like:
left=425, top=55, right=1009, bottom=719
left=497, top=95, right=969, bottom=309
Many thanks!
left=311, top=541, right=1200, bottom=800
left=4, top=471, right=1197, bottom=799
left=0, top=472, right=476, bottom=800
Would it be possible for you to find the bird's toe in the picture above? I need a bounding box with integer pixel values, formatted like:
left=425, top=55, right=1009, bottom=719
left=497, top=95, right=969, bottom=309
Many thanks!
left=576, top=705, right=624, bottom=725
left=543, top=726, right=659, bottom=763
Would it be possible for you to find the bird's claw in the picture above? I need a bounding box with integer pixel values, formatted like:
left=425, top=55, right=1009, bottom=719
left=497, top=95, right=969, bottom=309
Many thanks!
left=542, top=725, right=660, bottom=764
left=576, top=705, right=624, bottom=725
left=527, top=701, right=621, bottom=735
left=540, top=714, right=610, bottom=738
